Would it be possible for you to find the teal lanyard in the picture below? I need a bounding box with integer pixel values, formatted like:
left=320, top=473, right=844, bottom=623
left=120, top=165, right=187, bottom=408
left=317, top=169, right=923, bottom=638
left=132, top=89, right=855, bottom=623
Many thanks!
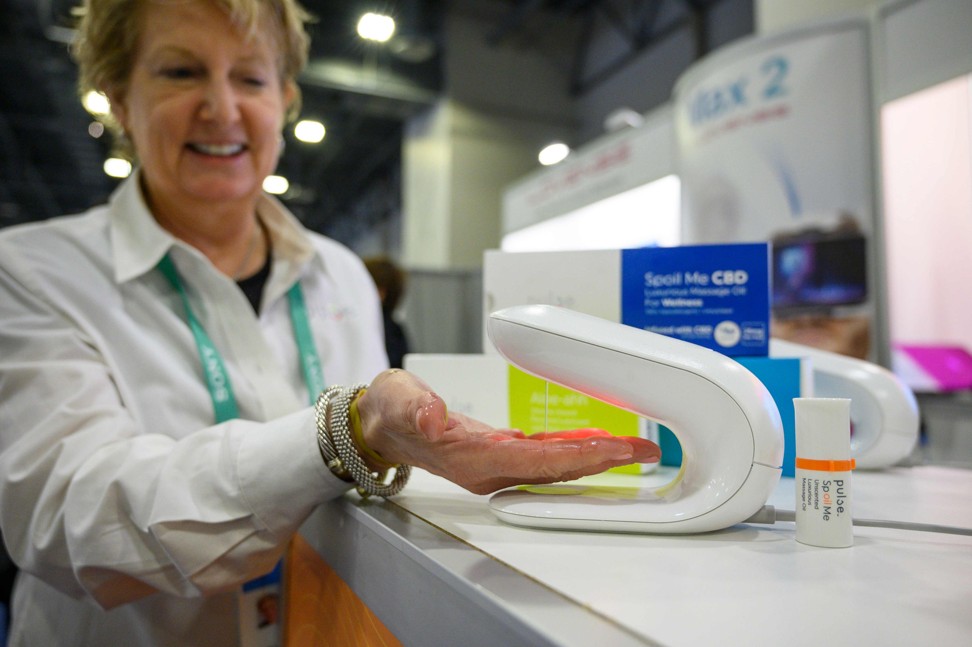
left=286, top=274, right=326, bottom=401
left=157, top=253, right=325, bottom=423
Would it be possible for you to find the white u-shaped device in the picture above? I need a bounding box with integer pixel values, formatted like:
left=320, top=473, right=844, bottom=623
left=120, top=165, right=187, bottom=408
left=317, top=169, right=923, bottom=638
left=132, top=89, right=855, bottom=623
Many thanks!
left=487, top=305, right=785, bottom=534
left=770, top=339, right=919, bottom=468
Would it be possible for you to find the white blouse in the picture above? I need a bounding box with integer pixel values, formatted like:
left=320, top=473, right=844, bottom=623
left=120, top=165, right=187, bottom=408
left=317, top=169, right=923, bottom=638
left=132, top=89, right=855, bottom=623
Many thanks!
left=0, top=173, right=388, bottom=645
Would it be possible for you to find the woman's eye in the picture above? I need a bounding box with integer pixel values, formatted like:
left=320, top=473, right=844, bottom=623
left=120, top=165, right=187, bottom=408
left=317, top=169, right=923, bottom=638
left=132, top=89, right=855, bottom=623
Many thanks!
left=160, top=66, right=199, bottom=80
left=240, top=73, right=268, bottom=88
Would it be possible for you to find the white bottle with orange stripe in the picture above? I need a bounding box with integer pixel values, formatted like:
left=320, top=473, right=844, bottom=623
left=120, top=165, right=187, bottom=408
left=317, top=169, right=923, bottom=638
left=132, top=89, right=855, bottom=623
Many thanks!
left=794, top=398, right=855, bottom=548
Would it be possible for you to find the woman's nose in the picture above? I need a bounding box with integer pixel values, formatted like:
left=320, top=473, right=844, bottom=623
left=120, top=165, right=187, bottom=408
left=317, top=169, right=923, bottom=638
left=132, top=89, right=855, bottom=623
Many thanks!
left=200, top=79, right=240, bottom=123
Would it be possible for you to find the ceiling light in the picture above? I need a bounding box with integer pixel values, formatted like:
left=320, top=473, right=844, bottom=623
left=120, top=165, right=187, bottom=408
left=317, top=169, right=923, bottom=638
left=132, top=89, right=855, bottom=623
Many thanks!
left=294, top=119, right=325, bottom=143
left=263, top=175, right=289, bottom=195
left=357, top=12, right=396, bottom=42
left=103, top=157, right=131, bottom=178
left=603, top=107, right=645, bottom=132
left=88, top=122, right=105, bottom=138
left=538, top=142, right=570, bottom=166
left=82, top=91, right=111, bottom=116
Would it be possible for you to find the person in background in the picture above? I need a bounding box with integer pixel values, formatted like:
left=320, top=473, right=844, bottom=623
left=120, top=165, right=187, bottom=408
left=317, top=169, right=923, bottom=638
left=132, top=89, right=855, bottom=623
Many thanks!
left=0, top=1, right=660, bottom=645
left=364, top=256, right=411, bottom=368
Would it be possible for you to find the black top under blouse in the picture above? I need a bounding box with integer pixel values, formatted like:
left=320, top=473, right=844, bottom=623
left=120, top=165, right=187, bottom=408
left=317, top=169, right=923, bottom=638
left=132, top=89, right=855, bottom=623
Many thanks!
left=236, top=253, right=272, bottom=313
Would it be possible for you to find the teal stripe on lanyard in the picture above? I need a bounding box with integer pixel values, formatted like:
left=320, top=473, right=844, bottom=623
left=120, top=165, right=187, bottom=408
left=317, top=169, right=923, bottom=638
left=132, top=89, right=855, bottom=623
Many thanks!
left=157, top=253, right=324, bottom=423
left=157, top=254, right=239, bottom=423
left=287, top=280, right=325, bottom=397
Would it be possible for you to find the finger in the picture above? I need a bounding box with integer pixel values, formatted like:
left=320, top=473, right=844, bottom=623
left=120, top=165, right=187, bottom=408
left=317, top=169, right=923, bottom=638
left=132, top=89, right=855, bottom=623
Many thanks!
left=620, top=436, right=662, bottom=463
left=490, top=435, right=635, bottom=479
left=414, top=391, right=449, bottom=441
left=463, top=452, right=646, bottom=495
left=511, top=430, right=660, bottom=462
left=487, top=429, right=529, bottom=440
left=468, top=457, right=630, bottom=494
left=527, top=428, right=614, bottom=441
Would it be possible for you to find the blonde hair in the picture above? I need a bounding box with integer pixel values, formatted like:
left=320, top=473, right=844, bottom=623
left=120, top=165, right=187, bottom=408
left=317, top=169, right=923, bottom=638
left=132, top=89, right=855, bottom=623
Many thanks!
left=71, top=0, right=312, bottom=156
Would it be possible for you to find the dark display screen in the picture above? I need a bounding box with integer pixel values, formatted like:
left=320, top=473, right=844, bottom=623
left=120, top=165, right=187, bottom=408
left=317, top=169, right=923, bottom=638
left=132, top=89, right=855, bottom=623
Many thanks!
left=772, top=236, right=867, bottom=314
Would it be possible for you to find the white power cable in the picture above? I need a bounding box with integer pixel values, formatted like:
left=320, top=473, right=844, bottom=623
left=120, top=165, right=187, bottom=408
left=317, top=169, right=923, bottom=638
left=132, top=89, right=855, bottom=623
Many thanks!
left=744, top=505, right=972, bottom=537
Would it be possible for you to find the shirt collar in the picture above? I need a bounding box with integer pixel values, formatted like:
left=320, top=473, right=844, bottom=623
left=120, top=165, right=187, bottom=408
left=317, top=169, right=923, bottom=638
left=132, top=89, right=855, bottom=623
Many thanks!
left=110, top=170, right=317, bottom=285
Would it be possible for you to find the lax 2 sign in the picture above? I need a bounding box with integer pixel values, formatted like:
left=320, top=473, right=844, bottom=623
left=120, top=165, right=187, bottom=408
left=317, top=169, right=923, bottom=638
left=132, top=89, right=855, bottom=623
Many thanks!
left=687, top=55, right=791, bottom=128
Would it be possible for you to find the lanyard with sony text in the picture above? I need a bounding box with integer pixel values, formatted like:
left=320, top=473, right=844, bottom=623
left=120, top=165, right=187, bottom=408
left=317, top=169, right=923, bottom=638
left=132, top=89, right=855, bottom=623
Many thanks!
left=157, top=253, right=325, bottom=422
left=158, top=251, right=321, bottom=645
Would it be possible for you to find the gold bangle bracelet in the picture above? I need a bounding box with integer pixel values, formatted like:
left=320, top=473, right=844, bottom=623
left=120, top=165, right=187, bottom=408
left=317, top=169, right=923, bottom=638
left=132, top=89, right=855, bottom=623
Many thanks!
left=349, top=389, right=397, bottom=470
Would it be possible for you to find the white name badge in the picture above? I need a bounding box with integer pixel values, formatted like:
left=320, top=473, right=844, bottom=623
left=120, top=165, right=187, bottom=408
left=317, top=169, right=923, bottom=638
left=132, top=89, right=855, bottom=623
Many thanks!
left=238, top=561, right=282, bottom=647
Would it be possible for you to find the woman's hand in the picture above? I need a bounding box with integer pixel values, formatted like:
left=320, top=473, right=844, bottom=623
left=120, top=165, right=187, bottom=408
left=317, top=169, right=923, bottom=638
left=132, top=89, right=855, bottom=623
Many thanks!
left=356, top=369, right=661, bottom=495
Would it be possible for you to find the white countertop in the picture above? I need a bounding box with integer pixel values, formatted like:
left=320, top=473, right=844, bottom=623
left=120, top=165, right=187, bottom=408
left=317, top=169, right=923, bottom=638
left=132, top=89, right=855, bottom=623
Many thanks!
left=303, top=465, right=972, bottom=646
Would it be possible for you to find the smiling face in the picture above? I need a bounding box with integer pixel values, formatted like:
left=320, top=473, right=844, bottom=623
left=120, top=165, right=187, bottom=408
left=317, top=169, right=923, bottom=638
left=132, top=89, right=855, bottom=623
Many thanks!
left=109, top=0, right=296, bottom=219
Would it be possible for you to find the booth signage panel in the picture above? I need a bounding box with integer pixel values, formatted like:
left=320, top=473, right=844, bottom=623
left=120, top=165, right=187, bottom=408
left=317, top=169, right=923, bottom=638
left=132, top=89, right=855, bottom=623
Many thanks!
left=620, top=243, right=770, bottom=356
left=485, top=245, right=769, bottom=357
left=674, top=18, right=880, bottom=362
left=502, top=123, right=670, bottom=234
left=675, top=19, right=875, bottom=243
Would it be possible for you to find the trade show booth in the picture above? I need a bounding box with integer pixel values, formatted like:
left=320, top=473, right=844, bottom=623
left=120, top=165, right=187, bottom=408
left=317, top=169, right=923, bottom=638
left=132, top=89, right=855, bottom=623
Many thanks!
left=291, top=1, right=972, bottom=644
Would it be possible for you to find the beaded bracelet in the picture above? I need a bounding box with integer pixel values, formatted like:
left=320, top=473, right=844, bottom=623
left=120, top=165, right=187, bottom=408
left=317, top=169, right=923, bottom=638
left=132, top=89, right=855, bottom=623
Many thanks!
left=315, top=384, right=411, bottom=498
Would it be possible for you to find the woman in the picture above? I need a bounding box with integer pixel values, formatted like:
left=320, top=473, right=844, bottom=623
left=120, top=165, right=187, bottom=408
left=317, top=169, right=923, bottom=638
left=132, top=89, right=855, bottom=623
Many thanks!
left=0, top=1, right=659, bottom=645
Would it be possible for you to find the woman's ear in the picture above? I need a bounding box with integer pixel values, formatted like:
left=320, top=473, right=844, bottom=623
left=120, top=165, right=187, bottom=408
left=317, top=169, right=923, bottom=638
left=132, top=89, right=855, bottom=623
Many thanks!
left=284, top=79, right=298, bottom=107
left=283, top=79, right=300, bottom=122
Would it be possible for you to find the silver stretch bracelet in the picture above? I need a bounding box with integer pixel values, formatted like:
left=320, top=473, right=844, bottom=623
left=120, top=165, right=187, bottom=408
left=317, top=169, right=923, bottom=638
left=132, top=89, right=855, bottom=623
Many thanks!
left=315, top=384, right=411, bottom=498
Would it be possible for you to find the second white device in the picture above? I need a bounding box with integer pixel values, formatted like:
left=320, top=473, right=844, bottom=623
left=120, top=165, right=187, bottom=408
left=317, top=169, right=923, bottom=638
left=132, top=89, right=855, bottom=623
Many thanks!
left=487, top=305, right=785, bottom=534
left=770, top=338, right=918, bottom=468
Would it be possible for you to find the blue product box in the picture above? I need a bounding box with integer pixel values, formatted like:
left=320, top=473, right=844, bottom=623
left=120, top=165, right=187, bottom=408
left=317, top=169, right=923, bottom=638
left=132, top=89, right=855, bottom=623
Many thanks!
left=621, top=243, right=770, bottom=357
left=657, top=356, right=804, bottom=477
